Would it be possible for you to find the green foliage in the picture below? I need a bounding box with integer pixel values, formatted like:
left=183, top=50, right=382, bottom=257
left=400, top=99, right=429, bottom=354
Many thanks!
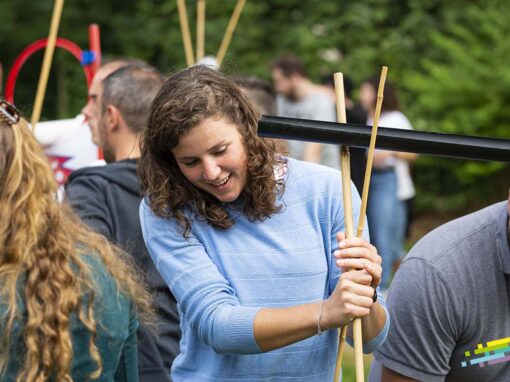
left=0, top=0, right=508, bottom=212
left=403, top=2, right=510, bottom=210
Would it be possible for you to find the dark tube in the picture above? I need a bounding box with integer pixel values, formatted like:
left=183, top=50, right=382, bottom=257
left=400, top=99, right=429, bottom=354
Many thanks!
left=258, top=116, right=510, bottom=163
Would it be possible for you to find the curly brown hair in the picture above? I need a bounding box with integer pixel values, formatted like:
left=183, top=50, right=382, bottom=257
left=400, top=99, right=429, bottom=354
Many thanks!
left=139, top=66, right=284, bottom=236
left=0, top=114, right=153, bottom=381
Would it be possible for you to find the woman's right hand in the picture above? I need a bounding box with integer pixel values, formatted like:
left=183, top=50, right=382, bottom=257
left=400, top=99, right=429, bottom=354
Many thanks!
left=321, top=269, right=376, bottom=329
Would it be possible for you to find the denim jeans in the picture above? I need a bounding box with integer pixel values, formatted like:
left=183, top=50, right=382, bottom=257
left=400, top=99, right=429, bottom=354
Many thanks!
left=366, top=169, right=407, bottom=289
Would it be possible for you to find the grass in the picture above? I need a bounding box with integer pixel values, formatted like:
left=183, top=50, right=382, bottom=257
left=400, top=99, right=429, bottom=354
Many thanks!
left=341, top=345, right=373, bottom=381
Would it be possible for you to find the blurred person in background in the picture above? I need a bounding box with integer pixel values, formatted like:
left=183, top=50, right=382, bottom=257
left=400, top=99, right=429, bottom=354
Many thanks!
left=272, top=54, right=340, bottom=169
left=360, top=77, right=418, bottom=291
left=235, top=74, right=287, bottom=155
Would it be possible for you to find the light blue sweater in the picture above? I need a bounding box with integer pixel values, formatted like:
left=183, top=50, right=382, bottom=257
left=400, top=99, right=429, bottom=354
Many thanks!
left=140, top=158, right=389, bottom=381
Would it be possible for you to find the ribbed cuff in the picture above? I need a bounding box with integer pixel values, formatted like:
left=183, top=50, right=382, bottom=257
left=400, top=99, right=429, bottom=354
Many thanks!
left=214, top=305, right=263, bottom=355
left=362, top=306, right=390, bottom=354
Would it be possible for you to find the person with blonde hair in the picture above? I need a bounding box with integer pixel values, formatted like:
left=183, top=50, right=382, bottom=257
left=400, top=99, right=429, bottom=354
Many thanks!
left=0, top=100, right=152, bottom=382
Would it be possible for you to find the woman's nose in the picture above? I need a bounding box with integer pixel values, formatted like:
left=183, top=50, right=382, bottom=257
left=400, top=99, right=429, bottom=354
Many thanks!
left=202, top=159, right=221, bottom=180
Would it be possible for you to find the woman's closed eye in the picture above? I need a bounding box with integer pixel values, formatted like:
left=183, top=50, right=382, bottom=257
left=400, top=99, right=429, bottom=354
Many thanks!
left=180, top=146, right=228, bottom=167
left=213, top=146, right=228, bottom=156
left=182, top=159, right=199, bottom=167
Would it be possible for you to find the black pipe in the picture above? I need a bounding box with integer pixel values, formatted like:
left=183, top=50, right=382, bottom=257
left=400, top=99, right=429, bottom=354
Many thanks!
left=258, top=116, right=510, bottom=163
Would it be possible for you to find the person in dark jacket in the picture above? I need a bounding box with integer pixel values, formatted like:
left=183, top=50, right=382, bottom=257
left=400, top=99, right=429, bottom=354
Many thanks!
left=66, top=62, right=180, bottom=382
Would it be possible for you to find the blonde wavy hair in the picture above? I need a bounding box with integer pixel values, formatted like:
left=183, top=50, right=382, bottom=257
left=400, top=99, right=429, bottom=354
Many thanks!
left=0, top=113, right=153, bottom=381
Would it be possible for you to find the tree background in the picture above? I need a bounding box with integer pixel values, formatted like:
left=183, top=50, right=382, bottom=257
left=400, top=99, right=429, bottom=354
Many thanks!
left=1, top=0, right=509, bottom=219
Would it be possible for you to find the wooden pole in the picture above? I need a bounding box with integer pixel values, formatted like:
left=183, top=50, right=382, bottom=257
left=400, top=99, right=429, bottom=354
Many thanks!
left=197, top=0, right=205, bottom=61
left=30, top=0, right=65, bottom=132
left=356, top=66, right=388, bottom=237
left=88, top=24, right=101, bottom=75
left=216, top=0, right=246, bottom=67
left=176, top=0, right=195, bottom=67
left=333, top=72, right=364, bottom=382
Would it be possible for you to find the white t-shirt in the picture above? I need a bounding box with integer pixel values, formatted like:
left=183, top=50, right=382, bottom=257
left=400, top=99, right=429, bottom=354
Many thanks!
left=369, top=110, right=415, bottom=200
left=277, top=92, right=340, bottom=170
left=34, top=115, right=100, bottom=185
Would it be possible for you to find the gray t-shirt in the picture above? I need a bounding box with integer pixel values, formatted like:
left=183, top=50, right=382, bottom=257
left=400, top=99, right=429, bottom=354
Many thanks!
left=369, top=201, right=510, bottom=382
left=277, top=92, right=340, bottom=169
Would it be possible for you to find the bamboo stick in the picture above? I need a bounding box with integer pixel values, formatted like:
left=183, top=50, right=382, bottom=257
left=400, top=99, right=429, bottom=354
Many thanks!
left=216, top=0, right=246, bottom=67
left=333, top=72, right=364, bottom=382
left=197, top=0, right=205, bottom=61
left=30, top=0, right=65, bottom=132
left=336, top=322, right=349, bottom=378
left=176, top=0, right=195, bottom=67
left=357, top=66, right=388, bottom=237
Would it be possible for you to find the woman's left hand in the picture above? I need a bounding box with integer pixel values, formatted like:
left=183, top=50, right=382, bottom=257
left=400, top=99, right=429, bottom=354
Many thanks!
left=333, top=232, right=382, bottom=288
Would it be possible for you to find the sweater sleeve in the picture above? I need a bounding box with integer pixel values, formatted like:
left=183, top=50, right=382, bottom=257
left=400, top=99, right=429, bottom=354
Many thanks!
left=139, top=201, right=262, bottom=355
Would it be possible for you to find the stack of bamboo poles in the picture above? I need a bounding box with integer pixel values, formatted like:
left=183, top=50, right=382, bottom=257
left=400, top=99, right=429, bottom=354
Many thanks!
left=176, top=0, right=246, bottom=68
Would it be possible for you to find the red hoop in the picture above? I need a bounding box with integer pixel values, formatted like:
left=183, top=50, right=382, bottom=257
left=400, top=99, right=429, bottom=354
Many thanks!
left=4, top=37, right=94, bottom=104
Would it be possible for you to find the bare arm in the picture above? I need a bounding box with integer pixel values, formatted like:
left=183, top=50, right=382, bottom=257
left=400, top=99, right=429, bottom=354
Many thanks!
left=254, top=301, right=323, bottom=351
left=394, top=151, right=418, bottom=162
left=373, top=151, right=417, bottom=168
left=254, top=278, right=386, bottom=352
left=348, top=299, right=387, bottom=343
left=254, top=234, right=386, bottom=352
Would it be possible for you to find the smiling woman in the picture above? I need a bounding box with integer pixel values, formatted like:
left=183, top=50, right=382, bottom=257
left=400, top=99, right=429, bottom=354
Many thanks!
left=138, top=65, right=389, bottom=382
left=139, top=65, right=283, bottom=235
left=171, top=116, right=248, bottom=203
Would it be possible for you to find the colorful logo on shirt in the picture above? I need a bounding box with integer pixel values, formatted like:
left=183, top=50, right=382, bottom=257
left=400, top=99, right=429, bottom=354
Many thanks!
left=461, top=337, right=510, bottom=368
